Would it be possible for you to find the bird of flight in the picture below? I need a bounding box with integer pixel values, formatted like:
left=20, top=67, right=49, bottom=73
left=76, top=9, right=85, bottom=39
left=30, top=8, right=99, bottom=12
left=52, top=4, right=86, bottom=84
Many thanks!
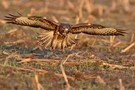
left=5, top=14, right=126, bottom=51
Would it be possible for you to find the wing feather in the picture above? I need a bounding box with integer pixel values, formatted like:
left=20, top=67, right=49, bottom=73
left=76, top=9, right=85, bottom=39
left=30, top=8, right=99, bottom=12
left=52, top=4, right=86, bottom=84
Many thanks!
left=37, top=31, right=54, bottom=49
left=70, top=23, right=126, bottom=36
left=5, top=14, right=59, bottom=30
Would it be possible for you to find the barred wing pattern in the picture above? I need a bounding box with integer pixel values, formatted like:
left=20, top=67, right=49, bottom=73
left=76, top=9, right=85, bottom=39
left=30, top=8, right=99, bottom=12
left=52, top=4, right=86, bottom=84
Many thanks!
left=70, top=23, right=125, bottom=36
left=37, top=31, right=54, bottom=49
left=5, top=14, right=59, bottom=30
left=5, top=14, right=126, bottom=51
left=37, top=31, right=76, bottom=50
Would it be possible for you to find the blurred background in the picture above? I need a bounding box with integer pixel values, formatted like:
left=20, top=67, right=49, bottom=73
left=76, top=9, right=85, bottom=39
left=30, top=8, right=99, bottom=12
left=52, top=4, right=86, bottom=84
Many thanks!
left=0, top=0, right=135, bottom=48
left=0, top=0, right=135, bottom=25
left=0, top=0, right=135, bottom=90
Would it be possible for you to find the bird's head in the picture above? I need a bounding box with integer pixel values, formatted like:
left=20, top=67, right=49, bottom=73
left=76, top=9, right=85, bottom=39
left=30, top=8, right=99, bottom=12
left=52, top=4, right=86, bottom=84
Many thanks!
left=59, top=23, right=70, bottom=35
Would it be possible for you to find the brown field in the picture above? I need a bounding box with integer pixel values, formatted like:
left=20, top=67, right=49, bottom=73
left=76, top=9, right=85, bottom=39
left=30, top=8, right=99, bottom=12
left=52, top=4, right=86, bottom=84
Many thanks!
left=0, top=0, right=135, bottom=90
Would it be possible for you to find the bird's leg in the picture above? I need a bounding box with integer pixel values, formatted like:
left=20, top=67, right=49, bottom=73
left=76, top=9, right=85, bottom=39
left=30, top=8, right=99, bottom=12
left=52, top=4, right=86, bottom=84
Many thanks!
left=61, top=40, right=65, bottom=54
left=61, top=35, right=68, bottom=54
left=61, top=49, right=65, bottom=54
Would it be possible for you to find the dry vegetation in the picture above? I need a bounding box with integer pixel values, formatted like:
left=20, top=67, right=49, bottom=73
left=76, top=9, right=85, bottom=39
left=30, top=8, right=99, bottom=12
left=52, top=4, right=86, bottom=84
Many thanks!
left=0, top=0, right=135, bottom=90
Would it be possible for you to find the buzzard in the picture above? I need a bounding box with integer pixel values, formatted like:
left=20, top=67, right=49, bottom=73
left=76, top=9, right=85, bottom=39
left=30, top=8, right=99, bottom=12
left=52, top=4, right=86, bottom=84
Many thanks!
left=5, top=14, right=126, bottom=51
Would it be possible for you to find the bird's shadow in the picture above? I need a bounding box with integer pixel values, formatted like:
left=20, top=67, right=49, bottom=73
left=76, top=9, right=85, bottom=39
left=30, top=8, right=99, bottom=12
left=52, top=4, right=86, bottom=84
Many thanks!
left=1, top=45, right=77, bottom=60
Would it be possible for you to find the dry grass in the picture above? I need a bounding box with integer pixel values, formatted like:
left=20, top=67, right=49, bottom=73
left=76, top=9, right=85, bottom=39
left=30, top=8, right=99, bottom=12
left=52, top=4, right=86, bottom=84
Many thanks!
left=0, top=0, right=135, bottom=90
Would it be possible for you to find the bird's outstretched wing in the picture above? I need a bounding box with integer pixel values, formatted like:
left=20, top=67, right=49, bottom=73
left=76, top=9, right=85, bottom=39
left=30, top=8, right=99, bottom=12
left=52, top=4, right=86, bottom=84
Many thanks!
left=70, top=23, right=126, bottom=36
left=4, top=14, right=59, bottom=30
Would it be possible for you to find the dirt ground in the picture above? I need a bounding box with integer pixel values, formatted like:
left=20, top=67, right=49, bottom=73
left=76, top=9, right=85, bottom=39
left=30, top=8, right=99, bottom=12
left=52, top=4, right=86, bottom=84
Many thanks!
left=0, top=0, right=135, bottom=90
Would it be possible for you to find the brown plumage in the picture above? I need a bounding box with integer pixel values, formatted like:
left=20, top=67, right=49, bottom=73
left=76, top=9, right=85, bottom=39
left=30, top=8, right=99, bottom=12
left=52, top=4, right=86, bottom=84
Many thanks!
left=5, top=14, right=126, bottom=51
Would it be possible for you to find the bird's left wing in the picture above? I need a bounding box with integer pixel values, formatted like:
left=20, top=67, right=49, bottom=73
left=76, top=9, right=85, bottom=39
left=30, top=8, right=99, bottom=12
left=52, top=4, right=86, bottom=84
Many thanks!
left=70, top=23, right=126, bottom=36
left=5, top=14, right=59, bottom=30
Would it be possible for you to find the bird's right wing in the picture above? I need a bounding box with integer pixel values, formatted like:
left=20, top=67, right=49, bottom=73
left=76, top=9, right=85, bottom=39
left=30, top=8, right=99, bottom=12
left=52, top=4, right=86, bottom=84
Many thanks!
left=5, top=14, right=59, bottom=30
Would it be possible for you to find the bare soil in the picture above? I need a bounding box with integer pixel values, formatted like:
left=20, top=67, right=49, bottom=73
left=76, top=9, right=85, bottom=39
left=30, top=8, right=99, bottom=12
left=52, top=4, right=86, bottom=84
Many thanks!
left=0, top=0, right=135, bottom=90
